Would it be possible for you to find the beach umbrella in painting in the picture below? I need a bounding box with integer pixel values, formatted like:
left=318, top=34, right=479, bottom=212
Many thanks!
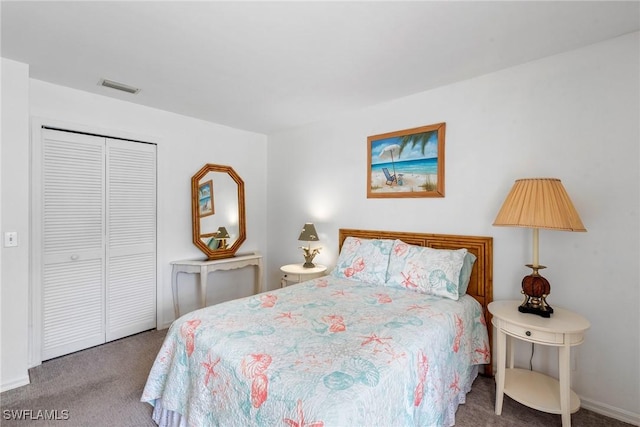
left=379, top=144, right=401, bottom=180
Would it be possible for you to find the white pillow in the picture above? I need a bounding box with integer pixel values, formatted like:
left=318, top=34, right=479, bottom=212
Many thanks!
left=385, top=239, right=467, bottom=300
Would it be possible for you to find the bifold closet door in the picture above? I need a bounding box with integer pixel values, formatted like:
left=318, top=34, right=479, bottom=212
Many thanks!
left=41, top=129, right=106, bottom=360
left=105, top=139, right=156, bottom=341
left=40, top=129, right=157, bottom=361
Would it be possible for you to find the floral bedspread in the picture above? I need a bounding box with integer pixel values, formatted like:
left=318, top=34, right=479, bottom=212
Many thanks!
left=141, top=276, right=490, bottom=427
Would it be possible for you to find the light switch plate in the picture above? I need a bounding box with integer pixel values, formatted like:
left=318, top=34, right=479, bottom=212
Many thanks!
left=4, top=232, right=18, bottom=247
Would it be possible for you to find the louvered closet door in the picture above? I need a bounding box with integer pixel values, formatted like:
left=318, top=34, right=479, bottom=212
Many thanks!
left=105, top=139, right=156, bottom=341
left=41, top=129, right=106, bottom=360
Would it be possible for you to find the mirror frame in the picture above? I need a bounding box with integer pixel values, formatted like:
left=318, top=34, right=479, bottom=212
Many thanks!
left=191, top=163, right=246, bottom=260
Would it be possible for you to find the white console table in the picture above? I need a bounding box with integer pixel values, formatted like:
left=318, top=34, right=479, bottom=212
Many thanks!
left=171, top=252, right=263, bottom=318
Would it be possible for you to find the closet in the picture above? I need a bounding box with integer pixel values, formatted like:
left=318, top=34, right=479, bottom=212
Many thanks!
left=35, top=128, right=157, bottom=361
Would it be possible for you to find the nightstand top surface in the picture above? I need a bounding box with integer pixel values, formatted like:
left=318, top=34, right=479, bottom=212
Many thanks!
left=280, top=263, right=327, bottom=274
left=489, top=300, right=590, bottom=333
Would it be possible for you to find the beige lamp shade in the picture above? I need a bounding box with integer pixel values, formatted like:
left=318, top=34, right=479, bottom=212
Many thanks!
left=493, top=178, right=586, bottom=232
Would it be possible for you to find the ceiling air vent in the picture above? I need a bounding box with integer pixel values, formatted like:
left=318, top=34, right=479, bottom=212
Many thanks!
left=98, top=78, right=140, bottom=94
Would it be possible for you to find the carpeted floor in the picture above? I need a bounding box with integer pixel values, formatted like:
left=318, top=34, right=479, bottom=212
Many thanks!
left=0, top=329, right=165, bottom=427
left=0, top=328, right=631, bottom=427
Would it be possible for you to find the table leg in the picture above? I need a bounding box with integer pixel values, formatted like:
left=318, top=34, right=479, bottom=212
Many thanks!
left=171, top=266, right=180, bottom=319
left=559, top=344, right=572, bottom=427
left=507, top=335, right=514, bottom=369
left=200, top=266, right=208, bottom=309
left=256, top=259, right=263, bottom=293
left=495, top=329, right=506, bottom=415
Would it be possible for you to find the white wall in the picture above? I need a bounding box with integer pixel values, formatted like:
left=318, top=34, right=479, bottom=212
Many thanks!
left=266, top=33, right=640, bottom=423
left=1, top=58, right=31, bottom=391
left=0, top=70, right=268, bottom=390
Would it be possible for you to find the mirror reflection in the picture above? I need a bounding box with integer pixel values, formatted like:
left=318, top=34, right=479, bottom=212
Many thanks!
left=192, top=164, right=245, bottom=260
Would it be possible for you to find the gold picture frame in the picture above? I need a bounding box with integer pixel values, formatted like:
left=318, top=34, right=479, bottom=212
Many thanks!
left=198, top=179, right=214, bottom=217
left=367, top=123, right=445, bottom=198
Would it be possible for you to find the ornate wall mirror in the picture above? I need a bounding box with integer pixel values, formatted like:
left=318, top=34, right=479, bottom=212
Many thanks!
left=192, top=164, right=246, bottom=260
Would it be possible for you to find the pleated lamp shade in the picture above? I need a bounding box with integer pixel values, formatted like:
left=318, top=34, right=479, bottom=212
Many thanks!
left=493, top=178, right=586, bottom=232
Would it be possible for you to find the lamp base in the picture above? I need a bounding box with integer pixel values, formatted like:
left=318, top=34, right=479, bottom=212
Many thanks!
left=518, top=300, right=553, bottom=317
left=518, top=264, right=554, bottom=318
left=300, top=245, right=320, bottom=269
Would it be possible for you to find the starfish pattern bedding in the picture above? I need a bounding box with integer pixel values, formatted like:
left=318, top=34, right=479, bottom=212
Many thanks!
left=142, top=275, right=490, bottom=427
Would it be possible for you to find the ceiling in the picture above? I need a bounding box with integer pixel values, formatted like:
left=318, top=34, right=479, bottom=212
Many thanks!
left=2, top=1, right=639, bottom=134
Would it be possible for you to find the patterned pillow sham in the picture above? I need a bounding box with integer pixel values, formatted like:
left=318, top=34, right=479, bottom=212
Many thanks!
left=330, top=237, right=393, bottom=285
left=386, top=239, right=468, bottom=300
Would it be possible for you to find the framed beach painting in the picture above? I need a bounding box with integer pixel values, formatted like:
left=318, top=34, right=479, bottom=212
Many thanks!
left=367, top=123, right=445, bottom=198
left=198, top=179, right=214, bottom=217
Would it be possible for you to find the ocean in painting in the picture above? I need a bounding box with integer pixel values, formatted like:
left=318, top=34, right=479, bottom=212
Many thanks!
left=371, top=157, right=437, bottom=175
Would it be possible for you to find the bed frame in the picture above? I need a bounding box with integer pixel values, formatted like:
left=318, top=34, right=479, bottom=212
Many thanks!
left=339, top=228, right=494, bottom=376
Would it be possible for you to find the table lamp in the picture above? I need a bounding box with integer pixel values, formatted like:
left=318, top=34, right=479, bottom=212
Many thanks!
left=493, top=178, right=586, bottom=317
left=298, top=223, right=321, bottom=268
left=214, top=226, right=230, bottom=249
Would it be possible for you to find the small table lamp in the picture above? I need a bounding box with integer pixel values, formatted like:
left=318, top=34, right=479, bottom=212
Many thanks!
left=493, top=178, right=586, bottom=317
left=298, top=223, right=321, bottom=268
left=215, top=226, right=230, bottom=249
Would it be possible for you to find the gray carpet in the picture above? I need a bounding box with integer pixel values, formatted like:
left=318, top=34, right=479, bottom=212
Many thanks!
left=0, top=329, right=630, bottom=427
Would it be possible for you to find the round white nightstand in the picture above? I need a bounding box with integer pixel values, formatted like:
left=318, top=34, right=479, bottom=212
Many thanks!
left=488, top=300, right=590, bottom=427
left=280, top=263, right=327, bottom=287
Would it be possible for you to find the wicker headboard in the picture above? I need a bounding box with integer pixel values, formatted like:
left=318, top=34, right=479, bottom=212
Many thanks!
left=339, top=228, right=494, bottom=376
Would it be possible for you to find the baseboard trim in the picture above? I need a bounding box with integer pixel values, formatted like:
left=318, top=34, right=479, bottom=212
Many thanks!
left=0, top=375, right=30, bottom=393
left=159, top=321, right=172, bottom=330
left=581, top=396, right=640, bottom=426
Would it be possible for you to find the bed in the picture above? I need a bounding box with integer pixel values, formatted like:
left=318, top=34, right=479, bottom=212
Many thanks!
left=142, top=229, right=493, bottom=427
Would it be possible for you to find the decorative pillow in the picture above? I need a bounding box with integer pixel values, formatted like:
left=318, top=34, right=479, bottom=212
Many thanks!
left=458, top=252, right=477, bottom=296
left=386, top=239, right=468, bottom=300
left=330, top=237, right=393, bottom=285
